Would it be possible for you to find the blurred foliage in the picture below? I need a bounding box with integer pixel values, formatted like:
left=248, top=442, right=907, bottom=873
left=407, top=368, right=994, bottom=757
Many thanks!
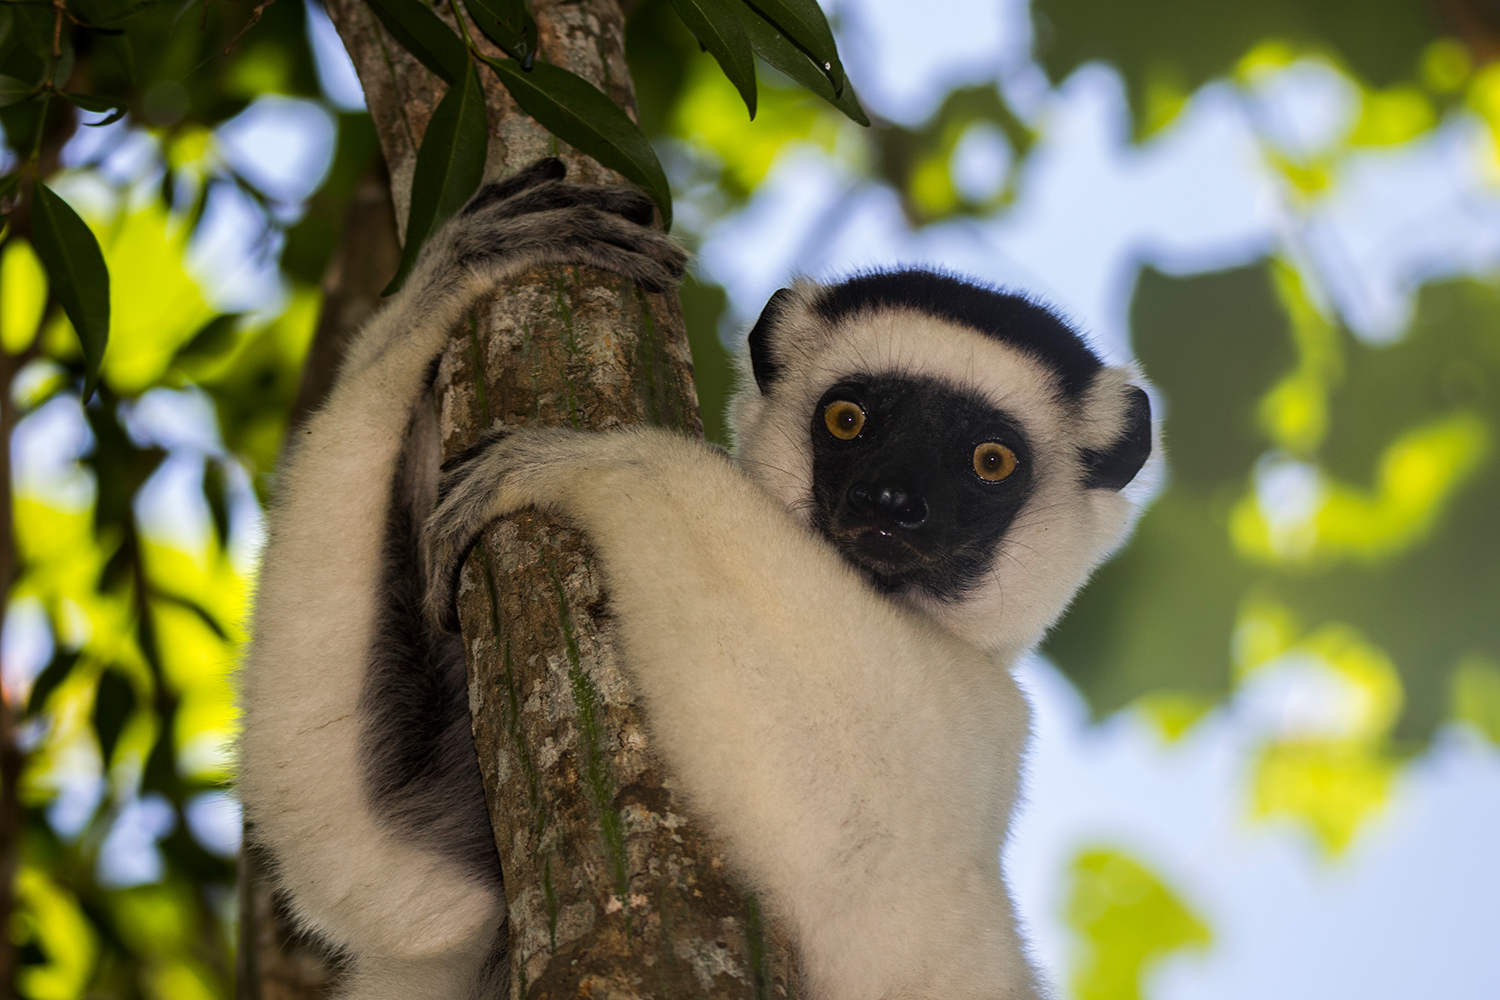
left=2, top=185, right=318, bottom=994
left=1065, top=848, right=1210, bottom=1000
left=1032, top=0, right=1445, bottom=136
left=1047, top=262, right=1500, bottom=751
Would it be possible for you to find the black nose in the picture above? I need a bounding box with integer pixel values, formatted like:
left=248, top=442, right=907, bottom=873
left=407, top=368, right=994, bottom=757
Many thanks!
left=847, top=481, right=929, bottom=530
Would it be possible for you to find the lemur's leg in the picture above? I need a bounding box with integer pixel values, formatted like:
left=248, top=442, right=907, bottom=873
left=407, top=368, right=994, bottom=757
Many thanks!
left=239, top=160, right=684, bottom=1000
left=425, top=427, right=1043, bottom=1000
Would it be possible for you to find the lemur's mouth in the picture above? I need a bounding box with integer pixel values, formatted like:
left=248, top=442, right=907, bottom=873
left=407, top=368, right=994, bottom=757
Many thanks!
left=832, top=528, right=937, bottom=592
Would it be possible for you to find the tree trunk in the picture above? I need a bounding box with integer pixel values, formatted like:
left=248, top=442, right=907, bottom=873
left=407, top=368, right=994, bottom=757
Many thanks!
left=315, top=1, right=800, bottom=995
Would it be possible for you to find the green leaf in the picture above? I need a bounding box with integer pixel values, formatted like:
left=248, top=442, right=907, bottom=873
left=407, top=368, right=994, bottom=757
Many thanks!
left=364, top=0, right=470, bottom=85
left=30, top=182, right=110, bottom=399
left=153, top=590, right=229, bottom=641
left=92, top=668, right=136, bottom=767
left=201, top=459, right=231, bottom=548
left=670, top=0, right=757, bottom=119
left=0, top=74, right=35, bottom=108
left=464, top=0, right=538, bottom=68
left=25, top=650, right=80, bottom=719
left=482, top=56, right=673, bottom=228
left=61, top=92, right=128, bottom=126
left=50, top=38, right=74, bottom=91
left=738, top=4, right=867, bottom=126
left=1067, top=848, right=1211, bottom=999
left=175, top=313, right=243, bottom=363
left=0, top=172, right=20, bottom=206
left=743, top=0, right=843, bottom=94
left=384, top=62, right=489, bottom=295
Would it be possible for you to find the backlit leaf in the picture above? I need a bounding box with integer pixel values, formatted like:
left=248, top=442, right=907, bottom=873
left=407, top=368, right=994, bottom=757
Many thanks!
left=92, top=668, right=137, bottom=767
left=61, top=91, right=129, bottom=126
left=384, top=62, right=489, bottom=294
left=29, top=182, right=110, bottom=400
left=670, top=0, right=757, bottom=118
left=742, top=0, right=842, bottom=94
left=482, top=55, right=674, bottom=227
left=0, top=74, right=35, bottom=108
left=738, top=3, right=867, bottom=126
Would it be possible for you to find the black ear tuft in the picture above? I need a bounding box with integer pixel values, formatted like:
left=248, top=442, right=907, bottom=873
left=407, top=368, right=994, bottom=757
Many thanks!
left=1081, top=386, right=1152, bottom=491
left=747, top=288, right=796, bottom=394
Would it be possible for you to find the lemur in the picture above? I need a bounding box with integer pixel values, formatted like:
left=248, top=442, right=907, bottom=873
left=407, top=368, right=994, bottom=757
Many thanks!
left=238, top=157, right=1154, bottom=1000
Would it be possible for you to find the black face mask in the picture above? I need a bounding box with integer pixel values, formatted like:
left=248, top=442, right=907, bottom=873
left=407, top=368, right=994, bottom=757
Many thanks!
left=806, top=373, right=1036, bottom=602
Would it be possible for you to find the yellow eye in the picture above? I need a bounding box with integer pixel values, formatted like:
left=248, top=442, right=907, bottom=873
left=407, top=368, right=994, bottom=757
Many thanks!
left=973, top=442, right=1017, bottom=481
left=823, top=400, right=866, bottom=440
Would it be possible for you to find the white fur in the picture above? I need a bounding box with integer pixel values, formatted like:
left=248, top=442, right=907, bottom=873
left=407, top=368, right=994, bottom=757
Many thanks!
left=239, top=259, right=505, bottom=998
left=240, top=171, right=687, bottom=1000
left=429, top=428, right=1043, bottom=999
left=243, top=171, right=1152, bottom=999
left=427, top=283, right=1154, bottom=997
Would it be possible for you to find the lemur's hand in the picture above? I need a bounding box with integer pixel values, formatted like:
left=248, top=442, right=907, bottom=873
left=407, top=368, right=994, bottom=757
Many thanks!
left=413, top=158, right=687, bottom=298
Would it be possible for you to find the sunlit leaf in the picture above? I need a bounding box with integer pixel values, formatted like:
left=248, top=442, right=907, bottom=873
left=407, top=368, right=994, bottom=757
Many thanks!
left=14, top=868, right=98, bottom=1000
left=29, top=182, right=110, bottom=400
left=670, top=0, right=757, bottom=118
left=482, top=55, right=674, bottom=228
left=1, top=237, right=48, bottom=353
left=1252, top=737, right=1400, bottom=854
left=365, top=0, right=470, bottom=85
left=98, top=203, right=217, bottom=393
left=1350, top=85, right=1434, bottom=146
left=384, top=62, right=489, bottom=295
left=1066, top=848, right=1210, bottom=1000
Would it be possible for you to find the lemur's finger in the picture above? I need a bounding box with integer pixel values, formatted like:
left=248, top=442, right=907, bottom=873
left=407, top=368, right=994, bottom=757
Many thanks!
left=453, top=207, right=686, bottom=293
left=461, top=158, right=568, bottom=217
left=469, top=181, right=657, bottom=228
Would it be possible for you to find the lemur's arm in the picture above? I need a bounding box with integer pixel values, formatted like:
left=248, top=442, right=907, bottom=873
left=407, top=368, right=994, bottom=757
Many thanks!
left=427, top=427, right=1045, bottom=1000
left=238, top=159, right=685, bottom=1000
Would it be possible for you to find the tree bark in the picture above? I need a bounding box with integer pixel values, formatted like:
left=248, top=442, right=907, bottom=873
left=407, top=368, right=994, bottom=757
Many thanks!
left=316, top=0, right=799, bottom=995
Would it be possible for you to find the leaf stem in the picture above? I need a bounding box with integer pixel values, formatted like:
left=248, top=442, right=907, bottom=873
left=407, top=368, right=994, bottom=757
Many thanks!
left=447, top=0, right=480, bottom=55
